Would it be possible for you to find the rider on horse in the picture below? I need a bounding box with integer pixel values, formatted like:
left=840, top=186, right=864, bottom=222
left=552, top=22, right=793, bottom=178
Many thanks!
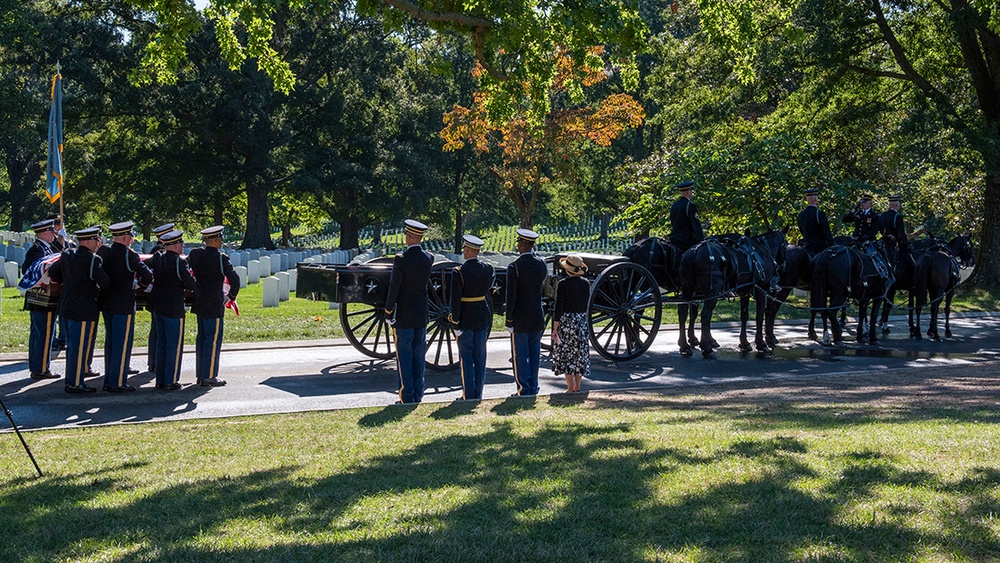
left=796, top=187, right=834, bottom=257
left=842, top=193, right=881, bottom=243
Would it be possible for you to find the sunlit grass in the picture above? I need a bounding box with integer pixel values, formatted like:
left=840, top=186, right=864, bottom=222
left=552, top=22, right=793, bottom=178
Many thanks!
left=2, top=387, right=1000, bottom=561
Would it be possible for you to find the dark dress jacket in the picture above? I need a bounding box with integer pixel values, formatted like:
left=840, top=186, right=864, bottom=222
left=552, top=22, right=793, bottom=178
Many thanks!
left=150, top=250, right=197, bottom=319
left=98, top=242, right=153, bottom=316
left=879, top=209, right=908, bottom=249
left=843, top=207, right=880, bottom=242
left=188, top=246, right=240, bottom=318
left=554, top=276, right=590, bottom=321
left=797, top=205, right=835, bottom=255
left=449, top=257, right=494, bottom=331
left=505, top=252, right=547, bottom=333
left=668, top=196, right=704, bottom=251
left=385, top=245, right=434, bottom=330
left=46, top=246, right=110, bottom=322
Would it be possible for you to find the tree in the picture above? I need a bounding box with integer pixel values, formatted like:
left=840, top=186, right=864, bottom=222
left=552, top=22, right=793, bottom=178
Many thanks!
left=441, top=48, right=646, bottom=228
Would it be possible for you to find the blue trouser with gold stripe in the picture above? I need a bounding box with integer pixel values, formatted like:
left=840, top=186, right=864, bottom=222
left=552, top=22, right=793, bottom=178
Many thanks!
left=65, top=319, right=97, bottom=387
left=196, top=315, right=224, bottom=382
left=458, top=329, right=489, bottom=400
left=394, top=327, right=426, bottom=403
left=511, top=330, right=541, bottom=396
left=154, top=315, right=185, bottom=387
left=104, top=313, right=135, bottom=388
left=28, top=310, right=56, bottom=374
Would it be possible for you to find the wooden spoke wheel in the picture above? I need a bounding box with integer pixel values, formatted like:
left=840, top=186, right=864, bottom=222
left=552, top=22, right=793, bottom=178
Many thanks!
left=340, top=303, right=395, bottom=360
left=425, top=262, right=460, bottom=371
left=588, top=262, right=662, bottom=361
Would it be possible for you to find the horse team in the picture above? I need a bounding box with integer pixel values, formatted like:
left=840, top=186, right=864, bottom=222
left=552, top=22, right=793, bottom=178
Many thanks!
left=626, top=230, right=976, bottom=358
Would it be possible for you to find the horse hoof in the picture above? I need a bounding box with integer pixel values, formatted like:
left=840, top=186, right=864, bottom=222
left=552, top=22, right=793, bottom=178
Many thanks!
left=766, top=336, right=778, bottom=347
left=709, top=339, right=721, bottom=349
left=690, top=338, right=700, bottom=348
left=945, top=329, right=953, bottom=338
left=855, top=335, right=865, bottom=343
left=739, top=343, right=752, bottom=353
left=930, top=335, right=941, bottom=342
left=679, top=347, right=693, bottom=357
left=832, top=340, right=845, bottom=348
left=702, top=351, right=717, bottom=360
left=808, top=331, right=818, bottom=341
left=913, top=334, right=922, bottom=341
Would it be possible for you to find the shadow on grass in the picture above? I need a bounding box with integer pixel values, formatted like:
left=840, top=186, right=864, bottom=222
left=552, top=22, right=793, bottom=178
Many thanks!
left=3, top=406, right=1000, bottom=562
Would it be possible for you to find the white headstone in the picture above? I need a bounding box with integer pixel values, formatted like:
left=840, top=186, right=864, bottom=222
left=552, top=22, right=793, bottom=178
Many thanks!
left=288, top=269, right=297, bottom=292
left=234, top=266, right=248, bottom=289
left=246, top=260, right=261, bottom=284
left=262, top=276, right=280, bottom=307
left=4, top=260, right=20, bottom=287
left=229, top=251, right=242, bottom=268
left=275, top=271, right=290, bottom=301
left=258, top=255, right=272, bottom=278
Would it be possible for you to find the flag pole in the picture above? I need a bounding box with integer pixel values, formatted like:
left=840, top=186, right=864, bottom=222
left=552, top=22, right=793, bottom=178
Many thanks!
left=55, top=61, right=64, bottom=220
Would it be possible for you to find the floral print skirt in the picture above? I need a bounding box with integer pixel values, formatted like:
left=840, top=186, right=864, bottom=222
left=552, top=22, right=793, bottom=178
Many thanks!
left=552, top=312, right=590, bottom=377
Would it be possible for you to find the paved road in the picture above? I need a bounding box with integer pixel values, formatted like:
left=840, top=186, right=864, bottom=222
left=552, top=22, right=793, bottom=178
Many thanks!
left=1, top=313, right=997, bottom=431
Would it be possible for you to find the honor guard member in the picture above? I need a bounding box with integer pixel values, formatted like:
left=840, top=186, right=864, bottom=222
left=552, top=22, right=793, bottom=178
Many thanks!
left=46, top=227, right=110, bottom=393
left=24, top=219, right=60, bottom=380
left=505, top=228, right=547, bottom=396
left=668, top=180, right=705, bottom=253
left=448, top=234, right=494, bottom=400
left=144, top=222, right=175, bottom=371
left=880, top=195, right=909, bottom=252
left=842, top=193, right=880, bottom=242
left=98, top=222, right=153, bottom=392
left=797, top=188, right=835, bottom=256
left=385, top=219, right=433, bottom=404
left=149, top=229, right=196, bottom=390
left=46, top=213, right=71, bottom=351
left=187, top=225, right=240, bottom=387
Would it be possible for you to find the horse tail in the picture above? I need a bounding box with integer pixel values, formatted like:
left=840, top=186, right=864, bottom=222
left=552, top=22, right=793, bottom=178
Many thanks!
left=810, top=251, right=828, bottom=311
left=914, top=253, right=929, bottom=308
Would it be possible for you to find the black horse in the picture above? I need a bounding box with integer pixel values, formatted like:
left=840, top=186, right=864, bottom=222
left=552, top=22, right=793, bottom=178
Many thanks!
left=677, top=230, right=786, bottom=358
left=810, top=237, right=898, bottom=346
left=911, top=235, right=976, bottom=341
left=624, top=236, right=701, bottom=349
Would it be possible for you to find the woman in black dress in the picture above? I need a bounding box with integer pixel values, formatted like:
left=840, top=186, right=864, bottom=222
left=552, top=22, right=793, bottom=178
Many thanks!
left=551, top=254, right=590, bottom=392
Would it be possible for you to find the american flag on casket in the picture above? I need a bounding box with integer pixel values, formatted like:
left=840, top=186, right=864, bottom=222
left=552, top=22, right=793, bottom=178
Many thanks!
left=17, top=253, right=61, bottom=293
left=136, top=253, right=240, bottom=316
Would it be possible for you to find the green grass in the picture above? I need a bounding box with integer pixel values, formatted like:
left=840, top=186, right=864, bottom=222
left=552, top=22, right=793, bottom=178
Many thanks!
left=2, top=383, right=1000, bottom=561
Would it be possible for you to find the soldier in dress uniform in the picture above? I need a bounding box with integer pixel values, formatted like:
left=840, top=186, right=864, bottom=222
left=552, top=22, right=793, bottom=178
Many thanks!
left=144, top=222, right=175, bottom=372
left=98, top=221, right=153, bottom=392
left=505, top=228, right=547, bottom=396
left=880, top=195, right=908, bottom=252
left=149, top=229, right=196, bottom=390
left=842, top=193, right=880, bottom=242
left=187, top=225, right=240, bottom=387
left=668, top=180, right=705, bottom=253
left=797, top=188, right=835, bottom=256
left=448, top=234, right=494, bottom=401
left=23, top=219, right=61, bottom=380
left=45, top=227, right=110, bottom=393
left=384, top=219, right=433, bottom=404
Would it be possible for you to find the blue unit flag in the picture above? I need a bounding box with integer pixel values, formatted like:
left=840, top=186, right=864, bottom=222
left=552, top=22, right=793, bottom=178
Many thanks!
left=46, top=69, right=63, bottom=203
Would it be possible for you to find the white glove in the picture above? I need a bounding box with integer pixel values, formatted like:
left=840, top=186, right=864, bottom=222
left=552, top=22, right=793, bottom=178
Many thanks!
left=506, top=326, right=514, bottom=334
left=454, top=329, right=464, bottom=337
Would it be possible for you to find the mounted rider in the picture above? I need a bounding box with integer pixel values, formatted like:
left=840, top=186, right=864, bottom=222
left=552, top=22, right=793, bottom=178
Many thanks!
left=796, top=187, right=834, bottom=257
left=879, top=194, right=909, bottom=253
left=842, top=193, right=880, bottom=243
left=668, top=180, right=704, bottom=253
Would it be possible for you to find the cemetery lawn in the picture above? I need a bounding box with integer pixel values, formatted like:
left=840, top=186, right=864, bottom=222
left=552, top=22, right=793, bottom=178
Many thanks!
left=1, top=285, right=998, bottom=354
left=2, top=365, right=1000, bottom=561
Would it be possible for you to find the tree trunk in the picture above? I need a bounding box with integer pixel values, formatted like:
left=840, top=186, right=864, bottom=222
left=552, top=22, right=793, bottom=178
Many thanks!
left=240, top=177, right=274, bottom=249
left=600, top=212, right=610, bottom=241
left=281, top=222, right=292, bottom=247
left=372, top=221, right=382, bottom=245
left=971, top=173, right=1000, bottom=287
left=213, top=197, right=225, bottom=227
left=339, top=214, right=360, bottom=250
left=454, top=186, right=463, bottom=253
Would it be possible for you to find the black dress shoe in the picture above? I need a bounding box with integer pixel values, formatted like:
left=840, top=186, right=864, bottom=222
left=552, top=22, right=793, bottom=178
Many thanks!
left=147, top=365, right=155, bottom=372
left=127, top=368, right=140, bottom=375
left=65, top=384, right=97, bottom=394
left=156, top=383, right=182, bottom=391
left=30, top=371, right=61, bottom=380
left=84, top=370, right=101, bottom=378
left=50, top=342, right=66, bottom=351
left=199, top=378, right=226, bottom=387
left=103, top=384, right=137, bottom=393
